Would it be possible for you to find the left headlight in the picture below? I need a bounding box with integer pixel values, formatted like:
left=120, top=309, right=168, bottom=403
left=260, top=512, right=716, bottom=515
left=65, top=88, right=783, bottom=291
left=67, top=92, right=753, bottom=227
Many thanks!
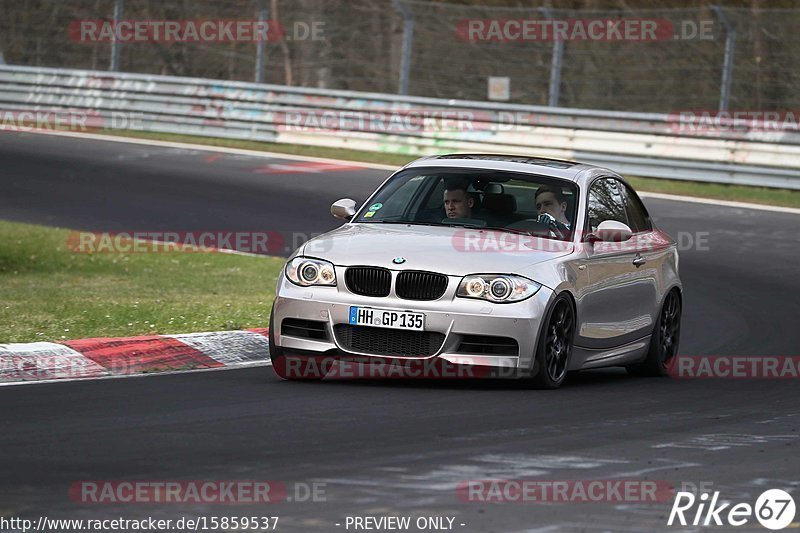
left=456, top=274, right=540, bottom=303
left=285, top=257, right=337, bottom=287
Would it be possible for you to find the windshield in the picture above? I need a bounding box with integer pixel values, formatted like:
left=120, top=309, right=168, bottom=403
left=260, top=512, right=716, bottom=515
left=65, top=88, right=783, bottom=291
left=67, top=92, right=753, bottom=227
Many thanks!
left=353, top=168, right=579, bottom=241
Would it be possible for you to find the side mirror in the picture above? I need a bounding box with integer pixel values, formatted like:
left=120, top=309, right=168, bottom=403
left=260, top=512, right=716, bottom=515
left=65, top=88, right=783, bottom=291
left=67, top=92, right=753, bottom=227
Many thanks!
left=331, top=198, right=357, bottom=221
left=593, top=220, right=633, bottom=242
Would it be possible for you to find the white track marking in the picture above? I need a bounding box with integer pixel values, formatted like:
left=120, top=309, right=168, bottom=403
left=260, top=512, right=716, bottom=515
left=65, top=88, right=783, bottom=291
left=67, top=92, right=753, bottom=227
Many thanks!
left=0, top=361, right=272, bottom=387
left=166, top=330, right=270, bottom=366
left=0, top=342, right=108, bottom=382
left=653, top=433, right=798, bottom=451
left=639, top=191, right=800, bottom=215
left=0, top=332, right=273, bottom=386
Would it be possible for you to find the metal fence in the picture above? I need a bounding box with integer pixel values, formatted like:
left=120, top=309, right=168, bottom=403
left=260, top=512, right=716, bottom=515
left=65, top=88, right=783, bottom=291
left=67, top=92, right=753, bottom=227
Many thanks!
left=1, top=1, right=799, bottom=113
left=2, top=64, right=798, bottom=189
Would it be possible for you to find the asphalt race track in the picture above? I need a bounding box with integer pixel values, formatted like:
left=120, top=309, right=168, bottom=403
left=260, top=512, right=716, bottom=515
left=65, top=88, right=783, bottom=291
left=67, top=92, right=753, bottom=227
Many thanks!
left=1, top=132, right=799, bottom=532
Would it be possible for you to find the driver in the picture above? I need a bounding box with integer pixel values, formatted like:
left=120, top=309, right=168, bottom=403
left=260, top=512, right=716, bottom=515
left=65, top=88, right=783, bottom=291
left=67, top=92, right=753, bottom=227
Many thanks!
left=443, top=181, right=475, bottom=219
left=535, top=186, right=571, bottom=230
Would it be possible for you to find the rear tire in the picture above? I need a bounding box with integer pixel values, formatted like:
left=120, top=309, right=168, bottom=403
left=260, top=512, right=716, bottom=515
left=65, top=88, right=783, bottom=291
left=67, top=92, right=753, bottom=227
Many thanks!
left=627, top=289, right=681, bottom=377
left=530, top=295, right=575, bottom=389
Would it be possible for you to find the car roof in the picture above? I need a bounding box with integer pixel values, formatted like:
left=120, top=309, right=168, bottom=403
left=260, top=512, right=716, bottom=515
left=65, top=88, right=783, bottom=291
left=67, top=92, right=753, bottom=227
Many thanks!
left=403, top=153, right=615, bottom=184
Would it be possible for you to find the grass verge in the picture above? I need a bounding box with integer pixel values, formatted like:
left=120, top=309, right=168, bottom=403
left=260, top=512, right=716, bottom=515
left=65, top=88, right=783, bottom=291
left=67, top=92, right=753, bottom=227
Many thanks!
left=0, top=219, right=283, bottom=344
left=101, top=130, right=800, bottom=210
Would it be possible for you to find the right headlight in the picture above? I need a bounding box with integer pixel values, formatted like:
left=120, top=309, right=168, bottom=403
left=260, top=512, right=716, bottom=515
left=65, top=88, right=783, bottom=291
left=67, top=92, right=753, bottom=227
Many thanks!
left=456, top=274, right=540, bottom=303
left=285, top=257, right=337, bottom=287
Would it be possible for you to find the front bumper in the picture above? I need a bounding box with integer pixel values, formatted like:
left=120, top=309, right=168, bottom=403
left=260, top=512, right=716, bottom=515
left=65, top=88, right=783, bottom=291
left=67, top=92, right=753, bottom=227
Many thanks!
left=271, top=270, right=554, bottom=376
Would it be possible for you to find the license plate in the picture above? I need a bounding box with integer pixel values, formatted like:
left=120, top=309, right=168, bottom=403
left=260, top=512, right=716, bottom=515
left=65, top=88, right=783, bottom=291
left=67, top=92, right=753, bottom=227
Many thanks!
left=349, top=306, right=425, bottom=331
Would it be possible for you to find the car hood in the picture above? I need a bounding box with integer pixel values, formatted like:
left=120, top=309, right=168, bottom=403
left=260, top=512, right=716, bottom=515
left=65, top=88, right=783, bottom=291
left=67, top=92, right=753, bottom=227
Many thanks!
left=301, top=223, right=574, bottom=276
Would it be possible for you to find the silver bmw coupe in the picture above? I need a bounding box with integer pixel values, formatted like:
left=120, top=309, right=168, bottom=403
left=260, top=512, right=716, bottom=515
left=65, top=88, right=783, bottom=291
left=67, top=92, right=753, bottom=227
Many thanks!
left=269, top=154, right=682, bottom=388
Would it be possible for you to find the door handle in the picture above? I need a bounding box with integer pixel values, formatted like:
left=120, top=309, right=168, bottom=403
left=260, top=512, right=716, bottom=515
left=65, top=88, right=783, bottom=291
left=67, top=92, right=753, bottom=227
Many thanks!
left=632, top=255, right=646, bottom=268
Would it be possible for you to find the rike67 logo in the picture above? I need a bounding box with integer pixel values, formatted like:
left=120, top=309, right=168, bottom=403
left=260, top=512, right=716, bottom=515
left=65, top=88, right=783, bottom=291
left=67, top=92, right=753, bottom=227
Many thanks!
left=668, top=489, right=796, bottom=530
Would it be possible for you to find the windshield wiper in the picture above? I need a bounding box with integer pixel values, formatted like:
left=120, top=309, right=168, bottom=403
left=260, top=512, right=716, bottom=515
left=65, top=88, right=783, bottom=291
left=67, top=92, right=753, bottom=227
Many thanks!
left=373, top=220, right=444, bottom=227
left=377, top=220, right=495, bottom=230
left=481, top=226, right=535, bottom=236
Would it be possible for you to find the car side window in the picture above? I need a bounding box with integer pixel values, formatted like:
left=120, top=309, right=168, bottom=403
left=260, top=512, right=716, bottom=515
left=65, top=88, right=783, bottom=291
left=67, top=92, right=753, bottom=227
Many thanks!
left=587, top=178, right=628, bottom=232
left=619, top=182, right=652, bottom=233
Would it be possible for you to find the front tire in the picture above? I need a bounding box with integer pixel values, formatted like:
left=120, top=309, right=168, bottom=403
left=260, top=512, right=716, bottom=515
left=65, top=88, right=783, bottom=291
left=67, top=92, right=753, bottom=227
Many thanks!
left=627, top=289, right=681, bottom=377
left=530, top=295, right=575, bottom=389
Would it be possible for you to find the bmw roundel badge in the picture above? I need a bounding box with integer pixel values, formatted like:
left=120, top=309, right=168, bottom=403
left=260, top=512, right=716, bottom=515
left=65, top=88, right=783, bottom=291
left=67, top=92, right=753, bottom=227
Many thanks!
left=392, top=257, right=406, bottom=264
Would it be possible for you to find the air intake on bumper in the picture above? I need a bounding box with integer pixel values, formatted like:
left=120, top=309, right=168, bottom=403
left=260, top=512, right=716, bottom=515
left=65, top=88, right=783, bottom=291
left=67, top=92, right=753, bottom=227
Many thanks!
left=334, top=325, right=445, bottom=357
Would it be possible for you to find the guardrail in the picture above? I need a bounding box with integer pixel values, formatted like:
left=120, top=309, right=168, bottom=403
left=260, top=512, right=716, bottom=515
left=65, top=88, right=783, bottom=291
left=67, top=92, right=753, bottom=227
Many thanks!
left=1, top=65, right=798, bottom=190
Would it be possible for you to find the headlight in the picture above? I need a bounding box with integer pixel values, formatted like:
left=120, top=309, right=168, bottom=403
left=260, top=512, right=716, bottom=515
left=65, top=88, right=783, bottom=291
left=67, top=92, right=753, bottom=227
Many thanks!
left=457, top=274, right=540, bottom=303
left=285, top=257, right=337, bottom=287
